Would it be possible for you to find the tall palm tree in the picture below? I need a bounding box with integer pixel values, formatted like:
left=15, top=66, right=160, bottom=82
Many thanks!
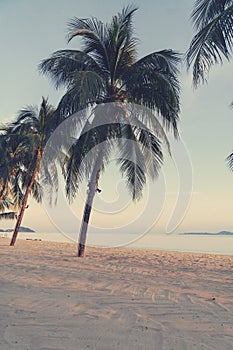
left=186, top=0, right=233, bottom=87
left=9, top=97, right=55, bottom=246
left=40, top=6, right=181, bottom=257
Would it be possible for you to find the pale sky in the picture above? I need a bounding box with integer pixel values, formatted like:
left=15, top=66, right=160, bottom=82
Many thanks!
left=0, top=0, right=232, bottom=236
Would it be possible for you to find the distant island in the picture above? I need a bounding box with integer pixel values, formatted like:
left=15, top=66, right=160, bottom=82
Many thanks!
left=180, top=231, right=233, bottom=236
left=0, top=226, right=35, bottom=233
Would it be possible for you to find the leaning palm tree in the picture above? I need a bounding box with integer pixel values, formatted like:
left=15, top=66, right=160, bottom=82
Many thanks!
left=186, top=0, right=233, bottom=87
left=40, top=6, right=181, bottom=257
left=9, top=97, right=55, bottom=246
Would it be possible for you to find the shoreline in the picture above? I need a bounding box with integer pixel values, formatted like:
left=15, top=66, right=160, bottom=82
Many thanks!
left=1, top=234, right=233, bottom=257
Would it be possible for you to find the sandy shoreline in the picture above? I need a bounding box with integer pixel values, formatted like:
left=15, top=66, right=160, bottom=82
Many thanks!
left=0, top=238, right=233, bottom=350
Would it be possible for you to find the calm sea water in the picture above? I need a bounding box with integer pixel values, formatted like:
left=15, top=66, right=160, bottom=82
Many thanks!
left=3, top=231, right=233, bottom=256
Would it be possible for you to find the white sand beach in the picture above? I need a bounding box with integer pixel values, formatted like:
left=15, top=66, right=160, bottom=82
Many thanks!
left=0, top=238, right=233, bottom=350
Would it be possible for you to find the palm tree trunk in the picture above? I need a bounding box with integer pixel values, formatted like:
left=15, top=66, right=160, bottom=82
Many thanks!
left=10, top=150, right=41, bottom=246
left=9, top=181, right=33, bottom=246
left=77, top=146, right=105, bottom=257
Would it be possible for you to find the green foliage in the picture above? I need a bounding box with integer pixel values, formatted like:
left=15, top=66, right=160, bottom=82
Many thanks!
left=0, top=212, right=16, bottom=220
left=187, top=0, right=233, bottom=171
left=40, top=6, right=181, bottom=201
left=186, top=0, right=233, bottom=87
left=227, top=152, right=233, bottom=170
left=0, top=98, right=56, bottom=226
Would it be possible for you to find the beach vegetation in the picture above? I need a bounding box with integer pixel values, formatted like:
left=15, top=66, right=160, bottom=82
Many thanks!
left=40, top=6, right=181, bottom=256
left=6, top=98, right=55, bottom=246
left=186, top=0, right=233, bottom=168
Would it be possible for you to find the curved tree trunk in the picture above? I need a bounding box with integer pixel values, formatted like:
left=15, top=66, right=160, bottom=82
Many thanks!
left=10, top=170, right=37, bottom=246
left=10, top=150, right=41, bottom=246
left=77, top=146, right=105, bottom=257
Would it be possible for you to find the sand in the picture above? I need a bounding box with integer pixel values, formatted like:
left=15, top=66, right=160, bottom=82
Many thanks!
left=0, top=238, right=233, bottom=350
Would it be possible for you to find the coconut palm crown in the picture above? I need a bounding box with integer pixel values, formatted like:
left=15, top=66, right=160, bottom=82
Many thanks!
left=40, top=6, right=180, bottom=130
left=9, top=97, right=55, bottom=246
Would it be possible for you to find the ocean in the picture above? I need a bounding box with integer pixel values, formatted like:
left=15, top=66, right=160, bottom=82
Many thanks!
left=2, top=231, right=233, bottom=256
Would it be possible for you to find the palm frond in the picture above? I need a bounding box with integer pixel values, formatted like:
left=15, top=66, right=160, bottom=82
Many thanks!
left=192, top=0, right=229, bottom=28
left=39, top=50, right=104, bottom=88
left=41, top=157, right=59, bottom=206
left=10, top=169, right=24, bottom=208
left=41, top=109, right=92, bottom=205
left=0, top=195, right=11, bottom=211
left=117, top=134, right=147, bottom=200
left=67, top=17, right=110, bottom=72
left=11, top=108, right=38, bottom=134
left=127, top=103, right=172, bottom=153
left=226, top=151, right=233, bottom=170
left=64, top=121, right=112, bottom=201
left=39, top=97, right=56, bottom=135
left=31, top=179, right=43, bottom=203
left=125, top=50, right=181, bottom=135
left=71, top=70, right=105, bottom=105
left=0, top=212, right=16, bottom=220
left=107, top=5, right=138, bottom=80
left=186, top=1, right=233, bottom=86
left=117, top=121, right=163, bottom=180
left=137, top=128, right=163, bottom=179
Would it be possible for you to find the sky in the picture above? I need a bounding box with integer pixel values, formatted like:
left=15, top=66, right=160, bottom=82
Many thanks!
left=0, top=0, right=232, bottom=238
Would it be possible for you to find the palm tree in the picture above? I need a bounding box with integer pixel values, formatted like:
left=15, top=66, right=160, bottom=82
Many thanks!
left=186, top=0, right=233, bottom=87
left=40, top=6, right=181, bottom=257
left=9, top=97, right=55, bottom=246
